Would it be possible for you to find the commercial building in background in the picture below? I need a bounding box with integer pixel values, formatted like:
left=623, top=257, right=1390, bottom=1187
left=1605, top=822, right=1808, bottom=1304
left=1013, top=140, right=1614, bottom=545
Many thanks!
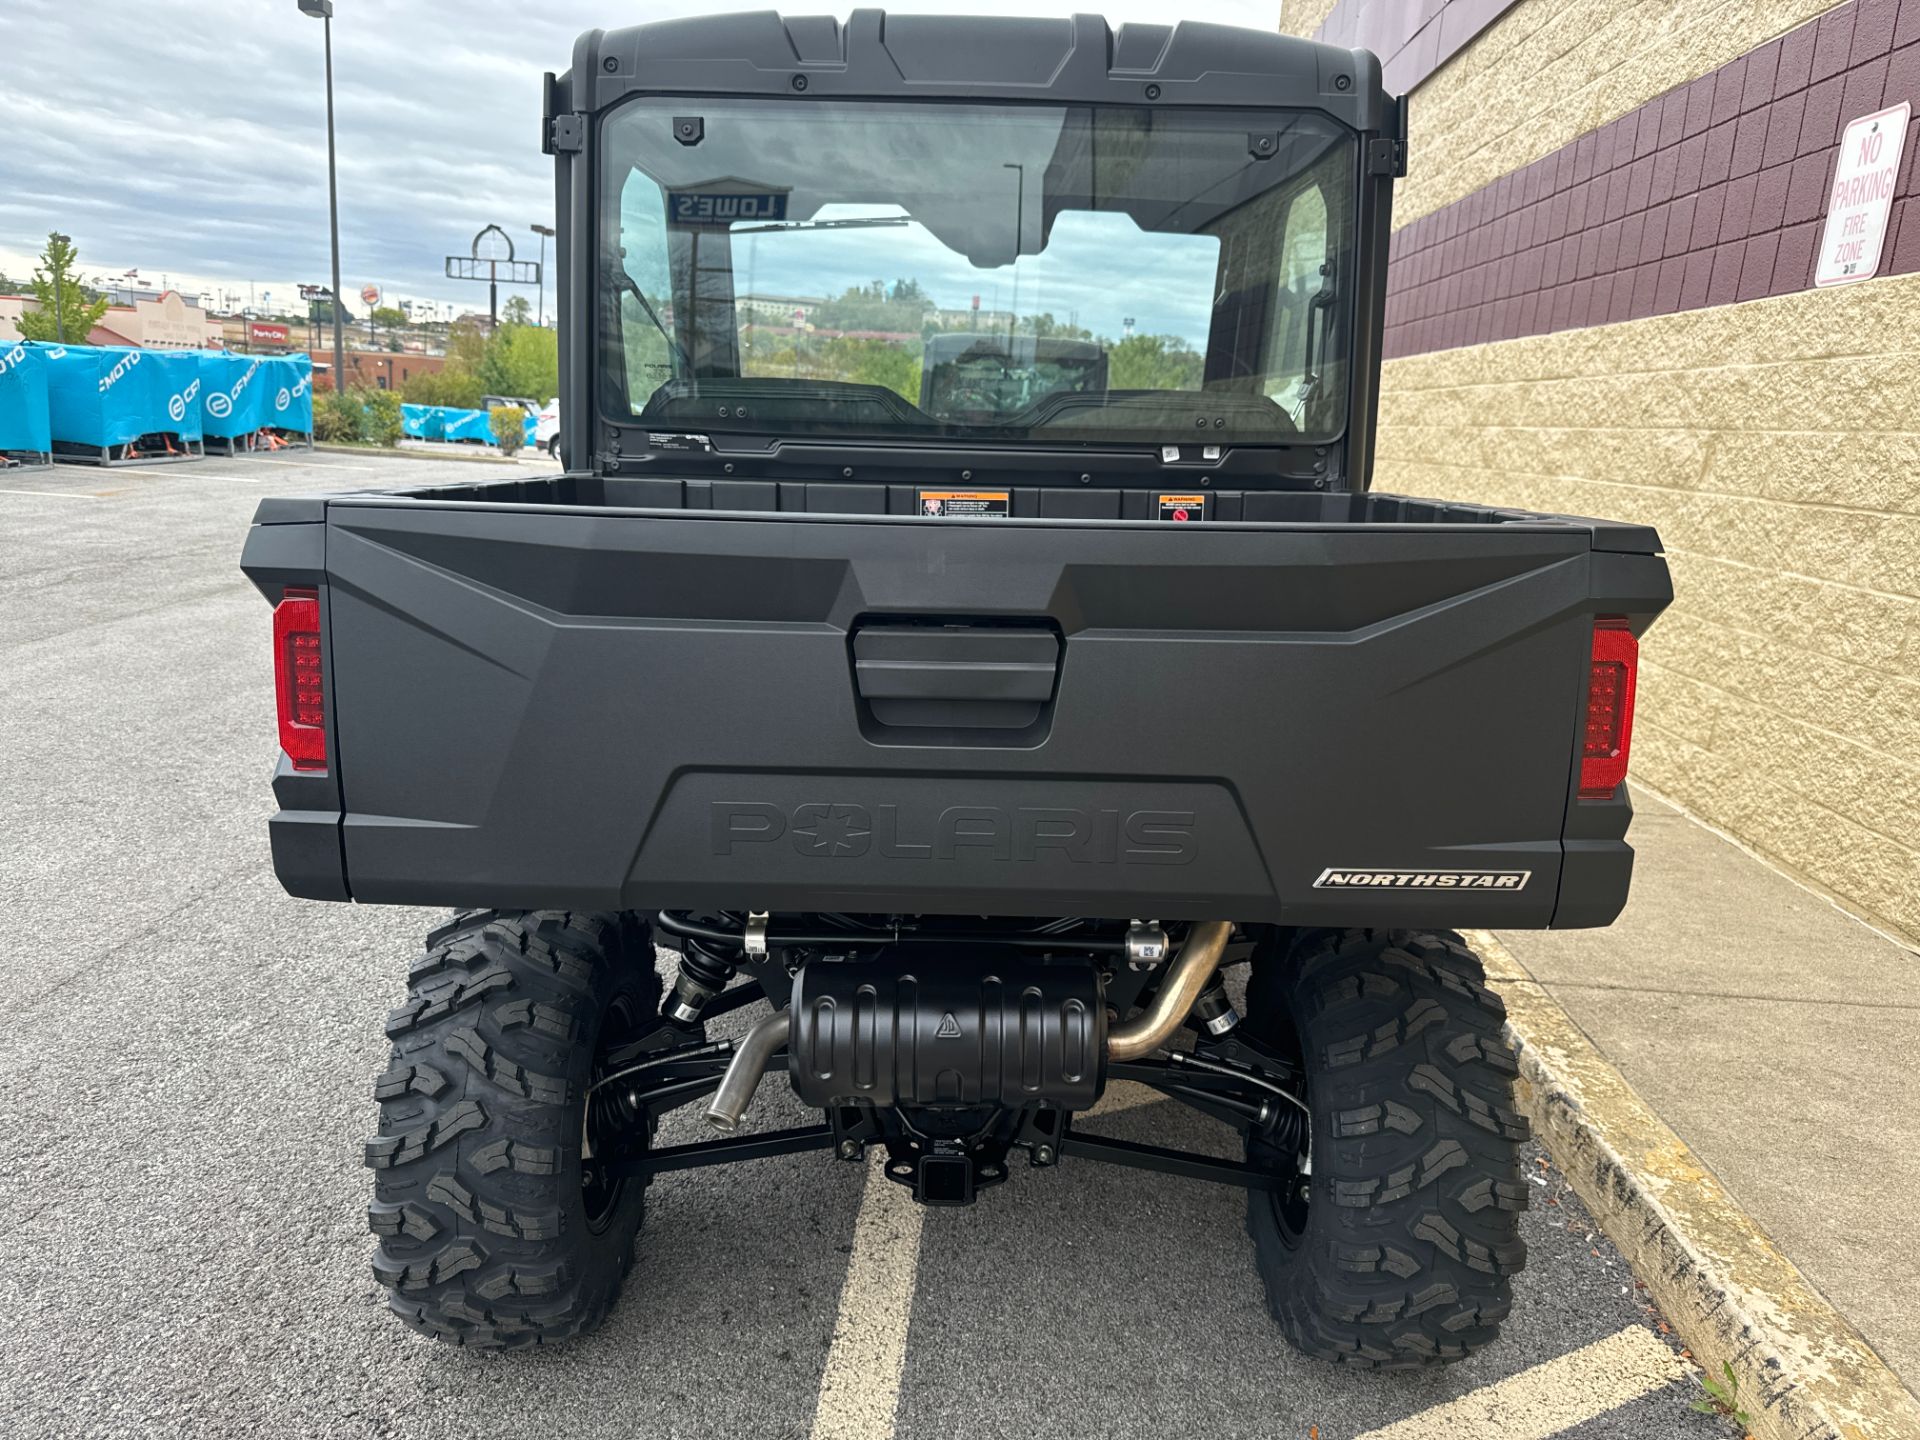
left=0, top=287, right=224, bottom=348
left=221, top=317, right=295, bottom=351
left=304, top=347, right=445, bottom=392
left=1280, top=0, right=1920, bottom=945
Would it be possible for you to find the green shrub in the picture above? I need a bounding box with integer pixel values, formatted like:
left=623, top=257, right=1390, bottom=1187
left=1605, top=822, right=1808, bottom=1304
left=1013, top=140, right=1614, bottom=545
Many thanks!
left=489, top=405, right=527, bottom=455
left=312, top=388, right=403, bottom=446
left=359, top=388, right=403, bottom=447
left=312, top=388, right=364, bottom=443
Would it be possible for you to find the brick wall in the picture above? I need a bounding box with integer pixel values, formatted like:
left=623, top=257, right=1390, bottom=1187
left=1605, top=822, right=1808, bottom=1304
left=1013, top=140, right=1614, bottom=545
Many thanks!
left=1378, top=0, right=1841, bottom=224
left=1278, top=0, right=1342, bottom=40
left=1371, top=278, right=1920, bottom=942
left=1384, top=2, right=1920, bottom=358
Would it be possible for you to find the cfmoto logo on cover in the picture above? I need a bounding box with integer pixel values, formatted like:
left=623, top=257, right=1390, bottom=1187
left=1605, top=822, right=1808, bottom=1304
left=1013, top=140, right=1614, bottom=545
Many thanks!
left=168, top=377, right=200, bottom=424
left=96, top=350, right=141, bottom=393
left=711, top=802, right=1196, bottom=865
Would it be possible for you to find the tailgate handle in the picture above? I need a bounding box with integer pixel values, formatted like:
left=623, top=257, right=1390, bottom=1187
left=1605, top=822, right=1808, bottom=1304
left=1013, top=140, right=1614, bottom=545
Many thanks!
left=852, top=624, right=1060, bottom=730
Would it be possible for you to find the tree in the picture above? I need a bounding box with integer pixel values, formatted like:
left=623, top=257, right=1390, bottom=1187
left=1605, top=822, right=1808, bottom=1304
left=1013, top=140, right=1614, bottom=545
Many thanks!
left=1107, top=333, right=1204, bottom=391
left=812, top=281, right=930, bottom=335
left=370, top=305, right=407, bottom=331
left=501, top=295, right=533, bottom=326
left=1018, top=312, right=1092, bottom=340
left=477, top=322, right=558, bottom=402
left=14, top=233, right=109, bottom=344
left=401, top=367, right=484, bottom=409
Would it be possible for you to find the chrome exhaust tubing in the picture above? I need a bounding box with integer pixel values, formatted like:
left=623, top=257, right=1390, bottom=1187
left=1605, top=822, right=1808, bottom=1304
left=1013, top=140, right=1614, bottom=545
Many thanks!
left=704, top=1009, right=790, bottom=1133
left=1105, top=920, right=1234, bottom=1062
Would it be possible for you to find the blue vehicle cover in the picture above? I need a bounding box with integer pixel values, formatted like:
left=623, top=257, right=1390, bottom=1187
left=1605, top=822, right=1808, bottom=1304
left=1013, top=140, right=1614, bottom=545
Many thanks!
left=441, top=406, right=494, bottom=443
left=401, top=403, right=443, bottom=440
left=145, top=349, right=204, bottom=441
left=0, top=341, right=52, bottom=455
left=261, top=353, right=314, bottom=432
left=197, top=352, right=273, bottom=438
left=43, top=345, right=182, bottom=448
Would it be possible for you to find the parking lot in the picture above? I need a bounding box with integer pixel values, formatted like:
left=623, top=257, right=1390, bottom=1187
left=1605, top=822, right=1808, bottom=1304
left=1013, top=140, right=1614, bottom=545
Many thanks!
left=0, top=451, right=1730, bottom=1439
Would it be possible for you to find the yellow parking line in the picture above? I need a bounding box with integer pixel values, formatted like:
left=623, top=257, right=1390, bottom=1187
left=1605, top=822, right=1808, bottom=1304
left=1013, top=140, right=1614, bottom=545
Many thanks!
left=809, top=1150, right=926, bottom=1440
left=1352, top=1325, right=1688, bottom=1440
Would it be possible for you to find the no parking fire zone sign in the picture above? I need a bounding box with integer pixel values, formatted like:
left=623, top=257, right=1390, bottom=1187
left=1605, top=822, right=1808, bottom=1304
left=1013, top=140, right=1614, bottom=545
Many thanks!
left=1815, top=101, right=1910, bottom=287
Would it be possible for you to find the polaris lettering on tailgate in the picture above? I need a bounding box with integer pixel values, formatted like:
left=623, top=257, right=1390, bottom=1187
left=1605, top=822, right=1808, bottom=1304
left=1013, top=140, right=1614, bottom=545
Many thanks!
left=712, top=802, right=1196, bottom=865
left=1314, top=868, right=1531, bottom=890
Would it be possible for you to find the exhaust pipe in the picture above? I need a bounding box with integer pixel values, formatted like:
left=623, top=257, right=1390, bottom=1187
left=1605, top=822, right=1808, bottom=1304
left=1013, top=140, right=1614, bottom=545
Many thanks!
left=1106, top=920, right=1234, bottom=1062
left=704, top=1009, right=790, bottom=1133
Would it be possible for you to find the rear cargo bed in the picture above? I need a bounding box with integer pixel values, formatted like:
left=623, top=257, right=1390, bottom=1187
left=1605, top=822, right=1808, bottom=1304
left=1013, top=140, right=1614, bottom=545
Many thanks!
left=242, top=481, right=1669, bottom=928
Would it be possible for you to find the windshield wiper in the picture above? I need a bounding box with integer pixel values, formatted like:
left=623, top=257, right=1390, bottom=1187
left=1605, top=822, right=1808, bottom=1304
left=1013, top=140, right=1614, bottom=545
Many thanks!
left=730, top=217, right=912, bottom=236
left=613, top=268, right=692, bottom=373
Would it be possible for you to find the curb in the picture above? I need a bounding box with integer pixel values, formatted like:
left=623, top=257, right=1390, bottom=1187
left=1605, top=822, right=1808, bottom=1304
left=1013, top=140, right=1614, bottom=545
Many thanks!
left=1465, top=930, right=1920, bottom=1440
left=314, top=443, right=556, bottom=467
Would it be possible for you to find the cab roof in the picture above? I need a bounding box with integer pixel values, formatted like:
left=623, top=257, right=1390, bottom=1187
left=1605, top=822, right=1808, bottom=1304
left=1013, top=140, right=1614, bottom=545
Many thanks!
left=565, top=10, right=1393, bottom=133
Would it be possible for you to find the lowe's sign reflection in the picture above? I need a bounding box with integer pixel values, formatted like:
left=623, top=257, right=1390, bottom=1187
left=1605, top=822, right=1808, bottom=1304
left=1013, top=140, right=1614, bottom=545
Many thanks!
left=669, top=190, right=788, bottom=226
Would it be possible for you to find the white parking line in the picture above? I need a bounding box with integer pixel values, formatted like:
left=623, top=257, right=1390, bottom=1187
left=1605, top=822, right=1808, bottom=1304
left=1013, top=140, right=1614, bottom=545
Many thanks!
left=810, top=1151, right=926, bottom=1440
left=0, top=487, right=102, bottom=499
left=807, top=1081, right=1164, bottom=1440
left=1352, top=1325, right=1689, bottom=1440
left=238, top=457, right=387, bottom=471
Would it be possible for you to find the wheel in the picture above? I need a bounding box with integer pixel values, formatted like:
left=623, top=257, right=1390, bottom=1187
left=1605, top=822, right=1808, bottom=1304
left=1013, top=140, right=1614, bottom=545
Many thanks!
left=365, top=909, right=661, bottom=1347
left=547, top=434, right=561, bottom=461
left=1241, top=928, right=1529, bottom=1368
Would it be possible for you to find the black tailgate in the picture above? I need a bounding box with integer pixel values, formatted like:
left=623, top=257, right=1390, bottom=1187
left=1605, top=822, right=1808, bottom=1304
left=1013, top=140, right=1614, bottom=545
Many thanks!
left=304, top=502, right=1662, bottom=926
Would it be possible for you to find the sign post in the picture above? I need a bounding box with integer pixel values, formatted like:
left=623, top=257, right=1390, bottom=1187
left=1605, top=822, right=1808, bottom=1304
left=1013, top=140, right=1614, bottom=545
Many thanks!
left=1815, top=102, right=1910, bottom=288
left=445, top=224, right=540, bottom=328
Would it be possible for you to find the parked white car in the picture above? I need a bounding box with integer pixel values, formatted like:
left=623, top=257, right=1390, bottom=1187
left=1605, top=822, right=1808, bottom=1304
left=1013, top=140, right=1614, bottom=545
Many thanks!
left=535, top=398, right=561, bottom=461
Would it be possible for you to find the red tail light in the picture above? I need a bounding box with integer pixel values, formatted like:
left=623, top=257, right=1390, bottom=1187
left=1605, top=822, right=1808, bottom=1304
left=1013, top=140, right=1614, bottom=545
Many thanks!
left=1579, top=620, right=1638, bottom=799
left=274, top=587, right=327, bottom=772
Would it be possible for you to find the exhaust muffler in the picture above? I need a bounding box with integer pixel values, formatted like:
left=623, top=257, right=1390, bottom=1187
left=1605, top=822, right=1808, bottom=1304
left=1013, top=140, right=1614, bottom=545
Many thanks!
left=701, top=920, right=1233, bottom=1131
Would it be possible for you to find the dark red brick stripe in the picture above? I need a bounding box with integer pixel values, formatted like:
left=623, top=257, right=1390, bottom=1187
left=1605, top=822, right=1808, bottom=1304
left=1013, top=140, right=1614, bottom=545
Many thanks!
left=1383, top=0, right=1920, bottom=360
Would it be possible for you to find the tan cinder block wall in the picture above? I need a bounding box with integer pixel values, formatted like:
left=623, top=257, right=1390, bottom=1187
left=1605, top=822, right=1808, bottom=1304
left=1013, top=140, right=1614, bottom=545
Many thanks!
left=1280, top=0, right=1841, bottom=224
left=1278, top=0, right=1341, bottom=37
left=1373, top=275, right=1920, bottom=945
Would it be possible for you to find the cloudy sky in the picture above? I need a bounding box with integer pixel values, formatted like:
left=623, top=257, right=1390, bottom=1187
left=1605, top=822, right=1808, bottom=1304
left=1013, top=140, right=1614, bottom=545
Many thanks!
left=0, top=0, right=1285, bottom=323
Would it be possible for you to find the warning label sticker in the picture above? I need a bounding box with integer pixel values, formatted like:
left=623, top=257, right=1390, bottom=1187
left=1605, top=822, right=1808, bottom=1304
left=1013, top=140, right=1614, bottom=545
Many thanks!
left=917, top=489, right=1010, bottom=518
left=1158, top=493, right=1208, bottom=522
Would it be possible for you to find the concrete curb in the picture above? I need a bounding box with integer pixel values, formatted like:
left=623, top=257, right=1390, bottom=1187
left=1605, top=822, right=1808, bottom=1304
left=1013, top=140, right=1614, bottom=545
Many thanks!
left=314, top=443, right=554, bottom=467
left=1464, top=929, right=1920, bottom=1440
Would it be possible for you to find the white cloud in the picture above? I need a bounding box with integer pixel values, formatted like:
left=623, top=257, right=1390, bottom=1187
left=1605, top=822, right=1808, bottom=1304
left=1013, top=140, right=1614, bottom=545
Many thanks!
left=0, top=1, right=1286, bottom=317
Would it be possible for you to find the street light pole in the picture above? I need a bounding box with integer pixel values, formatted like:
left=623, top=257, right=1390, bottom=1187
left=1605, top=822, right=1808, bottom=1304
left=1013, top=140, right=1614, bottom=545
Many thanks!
left=531, top=224, right=556, bottom=328
left=299, top=0, right=346, bottom=393
left=50, top=231, right=71, bottom=343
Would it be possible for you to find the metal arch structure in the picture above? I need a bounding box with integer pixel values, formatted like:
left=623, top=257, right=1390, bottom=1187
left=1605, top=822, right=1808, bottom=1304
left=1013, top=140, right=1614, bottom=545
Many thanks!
left=444, top=224, right=541, bottom=326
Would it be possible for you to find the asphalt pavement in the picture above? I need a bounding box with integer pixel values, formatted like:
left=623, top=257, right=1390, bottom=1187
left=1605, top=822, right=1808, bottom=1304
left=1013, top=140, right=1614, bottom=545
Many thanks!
left=0, top=451, right=1734, bottom=1439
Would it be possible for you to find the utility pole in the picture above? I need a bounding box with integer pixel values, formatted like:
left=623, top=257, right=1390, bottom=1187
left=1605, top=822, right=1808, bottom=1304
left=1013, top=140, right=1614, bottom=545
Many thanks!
left=531, top=224, right=556, bottom=327
left=299, top=1, right=346, bottom=392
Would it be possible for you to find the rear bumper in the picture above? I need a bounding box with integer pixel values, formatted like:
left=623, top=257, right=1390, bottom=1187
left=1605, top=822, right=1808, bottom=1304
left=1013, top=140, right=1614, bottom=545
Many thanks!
left=243, top=500, right=1670, bottom=928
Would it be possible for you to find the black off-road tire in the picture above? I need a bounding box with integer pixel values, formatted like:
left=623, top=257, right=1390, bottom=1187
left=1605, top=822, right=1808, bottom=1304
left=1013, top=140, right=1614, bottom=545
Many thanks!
left=365, top=909, right=661, bottom=1348
left=1243, top=928, right=1530, bottom=1368
left=547, top=434, right=561, bottom=461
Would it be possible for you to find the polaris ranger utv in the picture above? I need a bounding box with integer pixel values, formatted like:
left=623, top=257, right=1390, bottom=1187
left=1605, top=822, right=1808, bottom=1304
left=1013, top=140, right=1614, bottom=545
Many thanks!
left=241, top=10, right=1671, bottom=1363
